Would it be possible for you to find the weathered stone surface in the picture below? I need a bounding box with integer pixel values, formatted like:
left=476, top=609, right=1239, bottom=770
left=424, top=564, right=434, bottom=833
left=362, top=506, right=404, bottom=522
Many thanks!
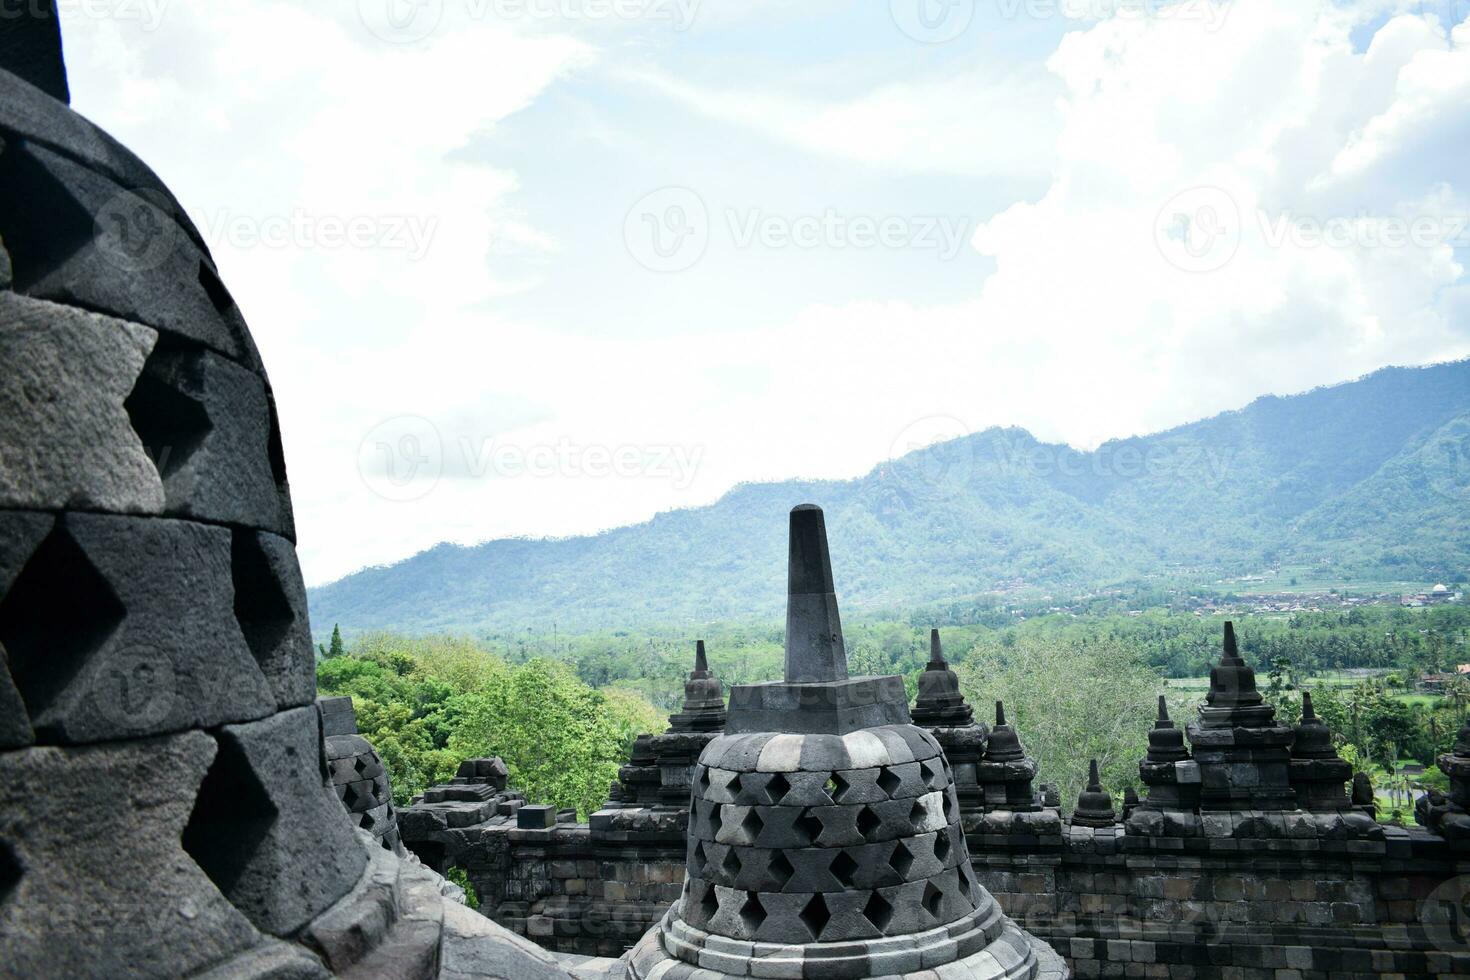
left=0, top=292, right=165, bottom=512
left=440, top=900, right=577, bottom=980
left=232, top=529, right=314, bottom=708
left=0, top=510, right=51, bottom=748
left=0, top=511, right=275, bottom=743
left=0, top=134, right=261, bottom=369
left=0, top=2, right=68, bottom=103
left=0, top=732, right=262, bottom=978
left=129, top=342, right=292, bottom=537
left=184, top=706, right=367, bottom=937
left=189, top=941, right=332, bottom=980
left=319, top=696, right=357, bottom=737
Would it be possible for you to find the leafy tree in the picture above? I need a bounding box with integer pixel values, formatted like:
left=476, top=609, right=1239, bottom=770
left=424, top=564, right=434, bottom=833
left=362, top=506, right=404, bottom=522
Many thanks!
left=955, top=633, right=1169, bottom=811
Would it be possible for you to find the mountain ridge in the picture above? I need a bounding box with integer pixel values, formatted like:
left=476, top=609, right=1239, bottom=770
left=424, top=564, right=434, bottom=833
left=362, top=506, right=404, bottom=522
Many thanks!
left=309, top=359, right=1470, bottom=634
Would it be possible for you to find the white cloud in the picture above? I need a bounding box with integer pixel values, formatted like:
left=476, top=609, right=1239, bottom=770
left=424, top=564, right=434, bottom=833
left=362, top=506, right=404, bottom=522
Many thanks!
left=54, top=2, right=1470, bottom=588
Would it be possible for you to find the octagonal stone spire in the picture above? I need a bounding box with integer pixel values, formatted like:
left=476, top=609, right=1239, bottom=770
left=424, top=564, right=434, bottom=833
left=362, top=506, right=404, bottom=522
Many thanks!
left=785, top=503, right=848, bottom=683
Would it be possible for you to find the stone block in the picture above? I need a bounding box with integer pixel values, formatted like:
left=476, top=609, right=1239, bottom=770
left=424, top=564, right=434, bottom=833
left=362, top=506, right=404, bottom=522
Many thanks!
left=0, top=511, right=275, bottom=744
left=0, top=293, right=165, bottom=513
left=126, top=342, right=292, bottom=537
left=0, top=731, right=262, bottom=977
left=725, top=677, right=911, bottom=735
left=520, top=805, right=558, bottom=828
left=183, top=706, right=366, bottom=936
left=0, top=136, right=263, bottom=370
left=317, top=695, right=357, bottom=737
left=232, top=529, right=313, bottom=708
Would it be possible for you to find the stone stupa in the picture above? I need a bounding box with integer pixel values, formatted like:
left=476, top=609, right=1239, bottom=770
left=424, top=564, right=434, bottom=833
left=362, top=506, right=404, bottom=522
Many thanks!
left=625, top=504, right=1066, bottom=979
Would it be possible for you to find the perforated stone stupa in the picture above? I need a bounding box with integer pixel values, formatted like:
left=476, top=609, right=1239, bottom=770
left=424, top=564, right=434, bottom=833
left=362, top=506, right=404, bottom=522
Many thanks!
left=625, top=505, right=1067, bottom=979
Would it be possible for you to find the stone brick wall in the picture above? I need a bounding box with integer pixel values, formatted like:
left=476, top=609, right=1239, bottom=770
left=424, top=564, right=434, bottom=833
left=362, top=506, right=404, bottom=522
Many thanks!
left=412, top=808, right=1470, bottom=978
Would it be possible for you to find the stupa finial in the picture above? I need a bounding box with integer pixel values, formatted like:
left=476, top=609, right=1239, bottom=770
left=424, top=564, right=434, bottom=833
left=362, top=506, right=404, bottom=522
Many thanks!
left=694, top=639, right=709, bottom=676
left=784, top=504, right=848, bottom=683
left=928, top=628, right=946, bottom=670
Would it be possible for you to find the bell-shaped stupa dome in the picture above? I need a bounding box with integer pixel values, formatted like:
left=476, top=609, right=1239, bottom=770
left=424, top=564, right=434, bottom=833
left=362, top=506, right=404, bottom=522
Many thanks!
left=626, top=506, right=1067, bottom=979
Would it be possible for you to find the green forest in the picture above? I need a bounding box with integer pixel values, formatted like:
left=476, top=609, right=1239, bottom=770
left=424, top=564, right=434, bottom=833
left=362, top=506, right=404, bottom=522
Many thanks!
left=309, top=359, right=1470, bottom=635
left=317, top=602, right=1470, bottom=823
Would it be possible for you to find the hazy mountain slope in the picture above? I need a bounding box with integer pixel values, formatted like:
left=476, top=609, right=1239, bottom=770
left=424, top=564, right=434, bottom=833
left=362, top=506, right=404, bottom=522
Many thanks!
left=309, top=360, right=1470, bottom=634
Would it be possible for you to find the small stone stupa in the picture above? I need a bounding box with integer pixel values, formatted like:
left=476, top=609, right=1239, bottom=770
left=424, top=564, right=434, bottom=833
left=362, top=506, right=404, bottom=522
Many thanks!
left=1133, top=696, right=1199, bottom=815
left=667, top=640, right=727, bottom=733
left=625, top=505, right=1067, bottom=979
left=911, top=630, right=989, bottom=819
left=1287, top=692, right=1352, bottom=812
left=1188, top=622, right=1297, bottom=811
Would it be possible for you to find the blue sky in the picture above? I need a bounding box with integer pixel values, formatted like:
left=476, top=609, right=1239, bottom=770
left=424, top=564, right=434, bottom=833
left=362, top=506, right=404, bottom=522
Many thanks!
left=59, top=0, right=1470, bottom=584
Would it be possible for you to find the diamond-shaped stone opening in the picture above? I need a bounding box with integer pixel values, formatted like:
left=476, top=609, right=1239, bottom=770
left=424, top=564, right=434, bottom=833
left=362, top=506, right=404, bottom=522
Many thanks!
left=264, top=391, right=289, bottom=489
left=358, top=810, right=377, bottom=831
left=727, top=772, right=743, bottom=801
left=231, top=529, right=296, bottom=681
left=182, top=734, right=279, bottom=899
left=957, top=868, right=973, bottom=904
left=697, top=767, right=710, bottom=795
left=0, top=839, right=23, bottom=907
left=353, top=756, right=369, bottom=776
left=920, top=760, right=938, bottom=789
left=863, top=891, right=894, bottom=932
left=922, top=881, right=943, bottom=919
left=768, top=851, right=794, bottom=890
left=825, top=773, right=848, bottom=803
left=909, top=799, right=928, bottom=827
left=799, top=893, right=830, bottom=941
left=692, top=841, right=707, bottom=874
left=0, top=525, right=125, bottom=732
left=722, top=847, right=742, bottom=880
left=707, top=801, right=723, bottom=838
left=889, top=840, right=914, bottom=878
left=739, top=892, right=766, bottom=934
left=740, top=808, right=764, bottom=844
left=877, top=767, right=901, bottom=797
left=698, top=883, right=719, bottom=923
left=943, top=790, right=955, bottom=822
left=934, top=830, right=952, bottom=863
left=857, top=805, right=881, bottom=840
left=124, top=340, right=212, bottom=483
left=765, top=772, right=791, bottom=804
left=794, top=809, right=823, bottom=846
left=830, top=850, right=858, bottom=888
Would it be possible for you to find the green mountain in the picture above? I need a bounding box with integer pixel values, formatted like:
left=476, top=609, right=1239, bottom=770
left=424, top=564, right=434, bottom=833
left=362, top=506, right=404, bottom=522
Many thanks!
left=308, top=360, right=1470, bottom=634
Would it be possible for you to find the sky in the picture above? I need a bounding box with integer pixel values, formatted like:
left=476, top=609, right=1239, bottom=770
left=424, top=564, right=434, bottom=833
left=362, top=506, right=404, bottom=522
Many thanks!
left=57, top=0, right=1470, bottom=586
